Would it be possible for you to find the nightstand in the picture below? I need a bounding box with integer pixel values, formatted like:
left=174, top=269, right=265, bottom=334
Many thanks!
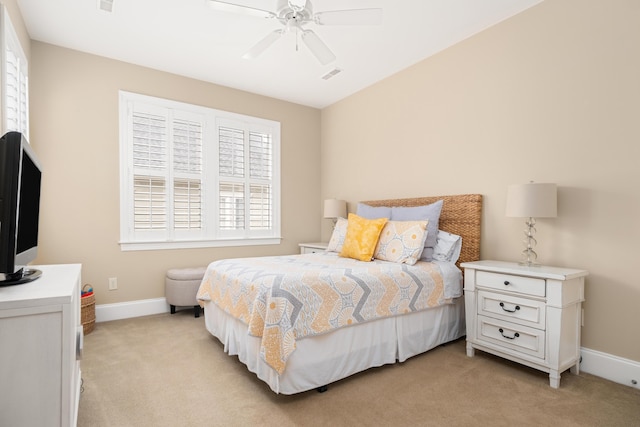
left=298, top=242, right=328, bottom=254
left=461, top=260, right=588, bottom=388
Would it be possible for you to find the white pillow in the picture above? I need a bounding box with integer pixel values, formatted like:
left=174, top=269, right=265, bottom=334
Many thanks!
left=433, top=230, right=462, bottom=264
left=326, top=217, right=348, bottom=252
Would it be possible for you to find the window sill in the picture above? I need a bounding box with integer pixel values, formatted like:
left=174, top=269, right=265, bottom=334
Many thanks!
left=119, top=237, right=282, bottom=252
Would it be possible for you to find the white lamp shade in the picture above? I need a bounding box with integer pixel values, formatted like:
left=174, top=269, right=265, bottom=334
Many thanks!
left=323, top=199, right=347, bottom=219
left=506, top=183, right=557, bottom=218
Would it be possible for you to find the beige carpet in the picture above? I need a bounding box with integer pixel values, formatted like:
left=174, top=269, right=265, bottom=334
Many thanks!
left=78, top=311, right=640, bottom=427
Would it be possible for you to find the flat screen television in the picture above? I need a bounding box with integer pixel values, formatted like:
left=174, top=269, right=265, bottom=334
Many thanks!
left=0, top=131, right=42, bottom=286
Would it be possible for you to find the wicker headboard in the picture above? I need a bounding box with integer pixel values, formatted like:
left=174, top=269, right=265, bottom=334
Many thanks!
left=362, top=194, right=483, bottom=267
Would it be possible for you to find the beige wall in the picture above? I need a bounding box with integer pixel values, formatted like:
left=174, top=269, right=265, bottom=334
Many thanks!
left=29, top=42, right=321, bottom=304
left=321, top=0, right=640, bottom=362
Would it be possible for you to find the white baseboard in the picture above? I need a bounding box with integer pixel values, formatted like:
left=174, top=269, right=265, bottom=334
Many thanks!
left=95, top=297, right=169, bottom=323
left=94, top=298, right=640, bottom=389
left=580, top=347, right=640, bottom=389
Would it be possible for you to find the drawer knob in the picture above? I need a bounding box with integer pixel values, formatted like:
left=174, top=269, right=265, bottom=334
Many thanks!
left=498, top=328, right=520, bottom=340
left=499, top=302, right=521, bottom=313
left=503, top=280, right=510, bottom=286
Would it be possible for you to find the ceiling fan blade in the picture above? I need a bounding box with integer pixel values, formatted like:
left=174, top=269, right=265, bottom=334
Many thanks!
left=242, top=29, right=284, bottom=60
left=314, top=8, right=383, bottom=26
left=301, top=30, right=336, bottom=65
left=208, top=0, right=276, bottom=19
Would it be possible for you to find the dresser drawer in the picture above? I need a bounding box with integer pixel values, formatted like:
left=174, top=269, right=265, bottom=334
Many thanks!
left=477, top=290, right=546, bottom=329
left=476, top=315, right=545, bottom=359
left=476, top=271, right=546, bottom=297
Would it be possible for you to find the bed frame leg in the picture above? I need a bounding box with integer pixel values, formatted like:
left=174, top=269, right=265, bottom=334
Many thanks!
left=170, top=305, right=176, bottom=314
left=194, top=305, right=200, bottom=318
left=317, top=385, right=328, bottom=393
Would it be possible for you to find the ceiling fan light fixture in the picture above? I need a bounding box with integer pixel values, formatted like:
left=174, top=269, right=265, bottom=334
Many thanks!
left=287, top=0, right=307, bottom=11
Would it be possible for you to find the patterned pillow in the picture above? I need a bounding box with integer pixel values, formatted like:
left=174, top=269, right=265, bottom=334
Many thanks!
left=391, top=200, right=443, bottom=261
left=339, top=213, right=388, bottom=262
left=374, top=220, right=429, bottom=265
left=326, top=217, right=348, bottom=252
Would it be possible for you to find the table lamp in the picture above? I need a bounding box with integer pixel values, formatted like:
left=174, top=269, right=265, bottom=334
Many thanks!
left=506, top=182, right=557, bottom=266
left=323, top=199, right=347, bottom=226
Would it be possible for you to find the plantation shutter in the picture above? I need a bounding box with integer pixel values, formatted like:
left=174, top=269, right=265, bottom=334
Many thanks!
left=249, top=131, right=272, bottom=230
left=217, top=124, right=274, bottom=232
left=119, top=91, right=280, bottom=250
left=249, top=184, right=271, bottom=229
left=173, top=118, right=203, bottom=230
left=133, top=177, right=166, bottom=230
left=219, top=126, right=244, bottom=177
left=219, top=183, right=245, bottom=230
left=132, top=110, right=168, bottom=231
left=3, top=11, right=29, bottom=137
left=218, top=126, right=245, bottom=230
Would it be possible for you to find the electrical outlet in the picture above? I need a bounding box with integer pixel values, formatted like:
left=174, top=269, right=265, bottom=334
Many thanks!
left=108, top=277, right=118, bottom=290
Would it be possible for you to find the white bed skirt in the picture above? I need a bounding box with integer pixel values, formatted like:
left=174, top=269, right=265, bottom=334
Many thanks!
left=203, top=298, right=466, bottom=394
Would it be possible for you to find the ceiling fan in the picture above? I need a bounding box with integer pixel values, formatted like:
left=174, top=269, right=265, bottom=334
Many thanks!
left=208, top=0, right=383, bottom=65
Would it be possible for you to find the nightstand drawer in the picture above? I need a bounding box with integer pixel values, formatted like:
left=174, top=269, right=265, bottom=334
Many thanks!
left=476, top=271, right=545, bottom=297
left=299, top=243, right=329, bottom=254
left=476, top=315, right=545, bottom=359
left=478, top=290, right=546, bottom=329
left=301, top=247, right=323, bottom=254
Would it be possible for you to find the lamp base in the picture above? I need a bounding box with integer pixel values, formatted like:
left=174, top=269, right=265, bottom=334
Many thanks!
left=518, top=218, right=540, bottom=266
left=518, top=260, right=541, bottom=267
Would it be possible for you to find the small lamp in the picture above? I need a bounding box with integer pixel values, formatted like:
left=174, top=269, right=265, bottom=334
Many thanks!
left=506, top=182, right=557, bottom=266
left=323, top=199, right=347, bottom=225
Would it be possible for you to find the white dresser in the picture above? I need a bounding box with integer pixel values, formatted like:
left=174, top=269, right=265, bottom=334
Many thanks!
left=0, top=264, right=83, bottom=427
left=461, top=260, right=588, bottom=388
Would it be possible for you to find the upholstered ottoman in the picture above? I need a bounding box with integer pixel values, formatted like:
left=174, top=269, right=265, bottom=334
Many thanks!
left=165, top=267, right=207, bottom=318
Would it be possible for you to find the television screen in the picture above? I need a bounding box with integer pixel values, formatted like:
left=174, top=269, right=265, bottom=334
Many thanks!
left=16, top=146, right=41, bottom=257
left=0, top=131, right=42, bottom=286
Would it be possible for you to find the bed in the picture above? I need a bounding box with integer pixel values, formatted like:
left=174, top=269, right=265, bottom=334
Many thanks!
left=197, top=194, right=482, bottom=394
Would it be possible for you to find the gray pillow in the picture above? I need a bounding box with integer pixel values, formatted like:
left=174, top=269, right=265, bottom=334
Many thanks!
left=390, top=200, right=444, bottom=261
left=356, top=203, right=391, bottom=219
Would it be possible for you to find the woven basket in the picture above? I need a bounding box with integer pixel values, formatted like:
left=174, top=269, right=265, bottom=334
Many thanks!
left=81, top=284, right=96, bottom=335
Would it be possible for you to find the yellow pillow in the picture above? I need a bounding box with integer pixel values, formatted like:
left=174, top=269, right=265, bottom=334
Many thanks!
left=339, top=213, right=388, bottom=262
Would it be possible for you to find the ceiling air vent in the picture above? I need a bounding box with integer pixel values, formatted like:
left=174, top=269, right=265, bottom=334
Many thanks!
left=321, top=68, right=342, bottom=80
left=99, top=0, right=114, bottom=13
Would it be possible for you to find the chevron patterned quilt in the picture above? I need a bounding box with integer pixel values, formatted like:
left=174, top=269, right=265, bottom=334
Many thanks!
left=196, top=252, right=460, bottom=374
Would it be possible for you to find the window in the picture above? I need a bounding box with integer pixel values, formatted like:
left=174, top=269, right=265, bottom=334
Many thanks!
left=119, top=91, right=280, bottom=250
left=1, top=6, right=29, bottom=137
